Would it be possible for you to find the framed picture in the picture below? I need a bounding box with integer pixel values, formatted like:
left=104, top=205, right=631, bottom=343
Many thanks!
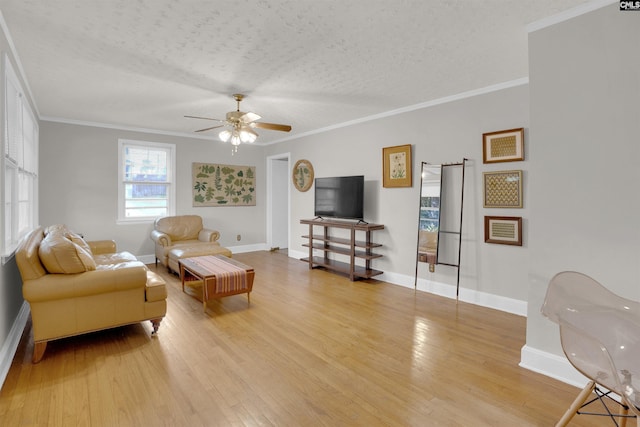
left=483, top=170, right=523, bottom=208
left=192, top=163, right=256, bottom=206
left=482, top=128, right=524, bottom=164
left=292, top=159, right=314, bottom=192
left=383, top=144, right=412, bottom=188
left=484, top=216, right=522, bottom=246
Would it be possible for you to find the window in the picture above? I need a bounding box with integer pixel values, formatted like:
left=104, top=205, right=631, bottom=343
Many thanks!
left=3, top=55, right=38, bottom=257
left=117, top=139, right=175, bottom=223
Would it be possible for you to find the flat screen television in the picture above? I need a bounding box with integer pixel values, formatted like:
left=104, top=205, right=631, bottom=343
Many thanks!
left=314, top=175, right=364, bottom=220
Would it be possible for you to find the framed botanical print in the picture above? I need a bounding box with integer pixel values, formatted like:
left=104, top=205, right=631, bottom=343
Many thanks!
left=382, top=144, right=412, bottom=188
left=192, top=163, right=256, bottom=206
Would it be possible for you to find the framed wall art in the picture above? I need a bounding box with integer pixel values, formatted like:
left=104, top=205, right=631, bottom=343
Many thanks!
left=192, top=163, right=256, bottom=206
left=383, top=144, right=412, bottom=188
left=292, top=159, right=314, bottom=192
left=484, top=216, right=522, bottom=246
left=482, top=128, right=524, bottom=164
left=483, top=170, right=523, bottom=208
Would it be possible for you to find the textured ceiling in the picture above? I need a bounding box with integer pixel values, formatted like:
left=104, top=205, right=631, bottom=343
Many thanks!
left=0, top=0, right=592, bottom=144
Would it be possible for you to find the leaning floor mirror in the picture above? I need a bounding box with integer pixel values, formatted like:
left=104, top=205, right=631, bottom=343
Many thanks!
left=414, top=159, right=467, bottom=298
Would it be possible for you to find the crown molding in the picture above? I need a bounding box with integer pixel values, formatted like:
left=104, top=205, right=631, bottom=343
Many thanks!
left=268, top=77, right=530, bottom=145
left=526, top=0, right=616, bottom=33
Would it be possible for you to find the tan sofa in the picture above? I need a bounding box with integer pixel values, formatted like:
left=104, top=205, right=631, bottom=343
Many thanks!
left=151, top=215, right=232, bottom=273
left=16, top=225, right=167, bottom=363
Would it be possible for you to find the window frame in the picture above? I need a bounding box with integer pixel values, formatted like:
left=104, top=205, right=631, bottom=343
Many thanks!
left=117, top=139, right=176, bottom=224
left=3, top=54, right=39, bottom=260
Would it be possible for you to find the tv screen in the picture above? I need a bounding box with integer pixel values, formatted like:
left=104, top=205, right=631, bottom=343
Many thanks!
left=314, top=175, right=364, bottom=220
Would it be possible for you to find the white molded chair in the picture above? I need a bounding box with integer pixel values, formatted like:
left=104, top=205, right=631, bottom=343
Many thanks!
left=542, top=271, right=640, bottom=427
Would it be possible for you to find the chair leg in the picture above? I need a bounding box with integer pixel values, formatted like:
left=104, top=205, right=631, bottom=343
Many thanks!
left=556, top=380, right=596, bottom=427
left=619, top=404, right=629, bottom=427
left=150, top=318, right=162, bottom=336
left=32, top=341, right=47, bottom=364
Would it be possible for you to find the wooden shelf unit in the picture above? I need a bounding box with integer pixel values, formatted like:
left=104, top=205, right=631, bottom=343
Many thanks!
left=300, top=218, right=384, bottom=281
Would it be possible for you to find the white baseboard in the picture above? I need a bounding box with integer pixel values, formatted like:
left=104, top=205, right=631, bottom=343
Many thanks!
left=0, top=301, right=29, bottom=390
left=519, top=344, right=589, bottom=389
left=288, top=249, right=306, bottom=260
left=381, top=271, right=527, bottom=317
left=227, top=243, right=269, bottom=254
left=289, top=250, right=527, bottom=317
left=459, top=287, right=527, bottom=316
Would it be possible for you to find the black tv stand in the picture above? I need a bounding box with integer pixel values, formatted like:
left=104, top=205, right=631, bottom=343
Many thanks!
left=300, top=218, right=384, bottom=281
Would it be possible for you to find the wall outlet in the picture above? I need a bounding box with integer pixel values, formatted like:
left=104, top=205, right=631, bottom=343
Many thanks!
left=236, top=234, right=241, bottom=241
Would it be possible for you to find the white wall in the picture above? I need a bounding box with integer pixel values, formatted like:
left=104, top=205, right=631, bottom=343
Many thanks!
left=266, top=83, right=530, bottom=313
left=522, top=3, right=640, bottom=383
left=39, top=122, right=268, bottom=257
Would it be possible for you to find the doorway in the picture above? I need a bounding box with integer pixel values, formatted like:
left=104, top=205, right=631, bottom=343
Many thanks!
left=266, top=153, right=290, bottom=253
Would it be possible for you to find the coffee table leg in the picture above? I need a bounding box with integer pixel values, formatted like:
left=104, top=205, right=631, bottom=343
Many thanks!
left=179, top=263, right=185, bottom=293
left=202, top=278, right=207, bottom=312
left=247, top=292, right=250, bottom=306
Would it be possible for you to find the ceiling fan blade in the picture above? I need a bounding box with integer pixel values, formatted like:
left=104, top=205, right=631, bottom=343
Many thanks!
left=252, top=122, right=292, bottom=132
left=184, top=115, right=225, bottom=122
left=239, top=112, right=261, bottom=123
left=195, top=125, right=225, bottom=132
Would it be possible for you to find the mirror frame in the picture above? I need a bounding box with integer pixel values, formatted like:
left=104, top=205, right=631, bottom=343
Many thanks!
left=416, top=162, right=442, bottom=270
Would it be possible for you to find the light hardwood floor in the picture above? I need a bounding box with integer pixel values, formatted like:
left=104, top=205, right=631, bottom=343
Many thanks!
left=0, top=251, right=609, bottom=426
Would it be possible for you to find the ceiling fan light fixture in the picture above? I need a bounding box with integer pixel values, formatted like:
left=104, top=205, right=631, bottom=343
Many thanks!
left=187, top=93, right=291, bottom=154
left=219, top=129, right=232, bottom=142
left=239, top=127, right=258, bottom=143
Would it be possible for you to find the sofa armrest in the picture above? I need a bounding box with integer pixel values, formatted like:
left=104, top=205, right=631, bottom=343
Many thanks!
left=23, top=262, right=148, bottom=302
left=87, top=240, right=117, bottom=255
left=198, top=228, right=220, bottom=242
left=150, top=230, right=172, bottom=247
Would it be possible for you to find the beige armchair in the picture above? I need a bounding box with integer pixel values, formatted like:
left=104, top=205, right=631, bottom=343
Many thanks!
left=151, top=215, right=231, bottom=273
left=16, top=225, right=167, bottom=363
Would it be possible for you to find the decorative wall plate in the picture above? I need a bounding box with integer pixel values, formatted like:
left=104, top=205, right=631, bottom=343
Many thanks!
left=292, top=159, right=314, bottom=192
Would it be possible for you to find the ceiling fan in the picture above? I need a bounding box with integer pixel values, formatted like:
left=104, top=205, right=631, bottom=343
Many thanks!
left=185, top=94, right=292, bottom=152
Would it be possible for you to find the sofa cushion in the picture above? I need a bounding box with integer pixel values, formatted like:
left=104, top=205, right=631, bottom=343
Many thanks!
left=65, top=231, right=93, bottom=256
left=44, top=224, right=70, bottom=236
left=39, top=233, right=97, bottom=274
left=93, top=251, right=138, bottom=266
left=15, top=227, right=47, bottom=281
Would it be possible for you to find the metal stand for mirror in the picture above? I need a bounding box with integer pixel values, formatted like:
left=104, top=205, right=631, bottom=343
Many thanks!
left=414, top=158, right=467, bottom=300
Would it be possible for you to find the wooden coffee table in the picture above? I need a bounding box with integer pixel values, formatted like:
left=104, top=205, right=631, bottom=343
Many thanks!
left=179, top=255, right=255, bottom=312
